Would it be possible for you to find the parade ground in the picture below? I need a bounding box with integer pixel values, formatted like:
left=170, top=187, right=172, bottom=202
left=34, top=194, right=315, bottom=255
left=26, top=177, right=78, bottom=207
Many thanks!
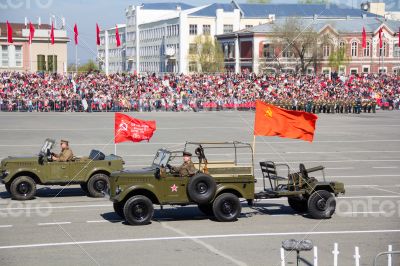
left=0, top=110, right=399, bottom=266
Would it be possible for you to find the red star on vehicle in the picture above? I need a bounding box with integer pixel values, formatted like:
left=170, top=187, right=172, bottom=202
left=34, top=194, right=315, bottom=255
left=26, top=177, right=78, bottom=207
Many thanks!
left=170, top=184, right=178, bottom=192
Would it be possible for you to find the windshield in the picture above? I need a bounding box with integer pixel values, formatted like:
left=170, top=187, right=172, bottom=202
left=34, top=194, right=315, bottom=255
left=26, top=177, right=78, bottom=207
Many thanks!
left=152, top=149, right=171, bottom=167
left=40, top=139, right=55, bottom=154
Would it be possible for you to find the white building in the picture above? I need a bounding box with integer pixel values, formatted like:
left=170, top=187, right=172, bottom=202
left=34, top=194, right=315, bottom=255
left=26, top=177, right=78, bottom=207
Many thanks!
left=101, top=1, right=379, bottom=74
left=98, top=24, right=126, bottom=74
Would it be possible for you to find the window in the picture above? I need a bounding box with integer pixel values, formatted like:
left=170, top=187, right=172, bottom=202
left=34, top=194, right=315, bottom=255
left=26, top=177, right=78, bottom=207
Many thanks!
left=203, top=25, right=211, bottom=35
left=263, top=44, right=274, bottom=58
left=189, top=24, right=197, bottom=35
left=350, top=68, right=358, bottom=75
left=189, top=61, right=197, bottom=72
left=245, top=25, right=253, bottom=29
left=189, top=44, right=197, bottom=54
left=351, top=42, right=358, bottom=57
left=394, top=43, right=400, bottom=57
left=362, top=66, right=370, bottom=73
left=223, top=24, right=233, bottom=33
left=338, top=66, right=346, bottom=75
left=363, top=41, right=370, bottom=57
left=1, top=45, right=8, bottom=67
left=322, top=44, right=330, bottom=57
left=339, top=41, right=345, bottom=50
left=282, top=48, right=293, bottom=58
left=380, top=42, right=388, bottom=57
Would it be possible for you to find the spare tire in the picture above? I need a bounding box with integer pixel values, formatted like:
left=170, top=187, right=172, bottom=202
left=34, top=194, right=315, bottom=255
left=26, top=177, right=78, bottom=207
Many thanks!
left=187, top=173, right=216, bottom=204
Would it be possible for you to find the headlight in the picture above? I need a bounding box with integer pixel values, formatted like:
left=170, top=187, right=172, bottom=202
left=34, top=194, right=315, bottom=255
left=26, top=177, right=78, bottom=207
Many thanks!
left=116, top=186, right=122, bottom=195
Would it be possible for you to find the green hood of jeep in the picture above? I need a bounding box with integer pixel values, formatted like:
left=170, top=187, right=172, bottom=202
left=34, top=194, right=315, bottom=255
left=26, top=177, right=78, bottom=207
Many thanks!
left=1, top=156, right=38, bottom=166
left=110, top=167, right=156, bottom=179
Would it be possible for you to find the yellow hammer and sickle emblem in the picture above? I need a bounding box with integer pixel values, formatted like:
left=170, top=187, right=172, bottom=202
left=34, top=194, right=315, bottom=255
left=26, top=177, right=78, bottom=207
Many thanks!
left=264, top=107, right=273, bottom=118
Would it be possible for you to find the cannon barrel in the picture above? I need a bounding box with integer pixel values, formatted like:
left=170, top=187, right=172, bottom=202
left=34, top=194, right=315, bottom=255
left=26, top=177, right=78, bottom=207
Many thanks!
left=305, top=165, right=324, bottom=173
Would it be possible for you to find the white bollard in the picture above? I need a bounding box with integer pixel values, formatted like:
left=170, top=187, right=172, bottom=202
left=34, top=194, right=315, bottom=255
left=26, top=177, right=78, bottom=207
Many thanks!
left=280, top=247, right=285, bottom=266
left=332, top=242, right=339, bottom=266
left=388, top=245, right=392, bottom=266
left=313, top=246, right=318, bottom=266
left=354, top=246, right=360, bottom=266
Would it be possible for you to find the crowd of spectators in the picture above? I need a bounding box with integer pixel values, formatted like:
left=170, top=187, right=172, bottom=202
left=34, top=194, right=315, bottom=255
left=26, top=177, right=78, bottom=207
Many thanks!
left=0, top=71, right=399, bottom=113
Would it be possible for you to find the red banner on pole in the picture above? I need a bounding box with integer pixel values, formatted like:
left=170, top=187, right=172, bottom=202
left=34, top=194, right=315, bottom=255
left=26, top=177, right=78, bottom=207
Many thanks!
left=114, top=113, right=156, bottom=143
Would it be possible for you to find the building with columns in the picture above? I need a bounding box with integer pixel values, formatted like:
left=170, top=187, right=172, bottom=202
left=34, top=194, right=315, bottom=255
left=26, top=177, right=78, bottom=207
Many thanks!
left=0, top=22, right=68, bottom=73
left=216, top=16, right=400, bottom=75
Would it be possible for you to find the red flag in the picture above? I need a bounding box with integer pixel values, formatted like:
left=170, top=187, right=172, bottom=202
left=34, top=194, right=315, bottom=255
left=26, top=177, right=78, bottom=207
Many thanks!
left=114, top=113, right=156, bottom=143
left=6, top=20, right=13, bottom=43
left=73, top=23, right=78, bottom=45
left=50, top=22, right=55, bottom=45
left=29, top=22, right=35, bottom=44
left=362, top=27, right=367, bottom=49
left=96, top=23, right=101, bottom=45
left=378, top=27, right=383, bottom=49
left=254, top=100, right=318, bottom=142
left=115, top=25, right=121, bottom=47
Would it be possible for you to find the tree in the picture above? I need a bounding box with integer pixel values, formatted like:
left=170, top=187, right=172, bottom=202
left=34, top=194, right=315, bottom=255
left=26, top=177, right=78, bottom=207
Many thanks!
left=67, top=60, right=98, bottom=73
left=272, top=17, right=322, bottom=74
left=328, top=45, right=349, bottom=72
left=189, top=35, right=224, bottom=73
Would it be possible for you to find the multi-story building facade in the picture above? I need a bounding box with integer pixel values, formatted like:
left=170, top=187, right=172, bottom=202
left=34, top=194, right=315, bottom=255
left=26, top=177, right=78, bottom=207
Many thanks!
left=98, top=24, right=126, bottom=74
left=216, top=16, right=400, bottom=75
left=101, top=1, right=380, bottom=74
left=0, top=21, right=68, bottom=73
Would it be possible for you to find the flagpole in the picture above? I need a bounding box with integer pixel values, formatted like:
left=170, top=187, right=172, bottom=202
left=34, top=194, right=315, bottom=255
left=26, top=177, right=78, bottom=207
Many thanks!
left=114, top=144, right=117, bottom=155
left=75, top=44, right=78, bottom=74
left=252, top=135, right=256, bottom=158
left=30, top=42, right=33, bottom=72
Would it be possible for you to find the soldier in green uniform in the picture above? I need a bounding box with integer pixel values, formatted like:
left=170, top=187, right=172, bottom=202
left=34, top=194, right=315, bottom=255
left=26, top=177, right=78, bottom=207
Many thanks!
left=52, top=140, right=74, bottom=162
left=169, top=151, right=197, bottom=177
left=372, top=99, right=377, bottom=113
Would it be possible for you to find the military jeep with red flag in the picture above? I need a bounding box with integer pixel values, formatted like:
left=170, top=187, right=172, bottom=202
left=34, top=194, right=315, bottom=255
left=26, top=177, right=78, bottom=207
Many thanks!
left=109, top=141, right=345, bottom=225
left=0, top=139, right=124, bottom=200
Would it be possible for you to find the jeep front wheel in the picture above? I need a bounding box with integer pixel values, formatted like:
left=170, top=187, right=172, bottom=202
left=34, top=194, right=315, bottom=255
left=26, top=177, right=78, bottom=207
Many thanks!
left=123, top=195, right=154, bottom=225
left=308, top=190, right=336, bottom=219
left=87, top=173, right=109, bottom=198
left=113, top=202, right=125, bottom=219
left=10, top=176, right=36, bottom=200
left=212, top=193, right=241, bottom=222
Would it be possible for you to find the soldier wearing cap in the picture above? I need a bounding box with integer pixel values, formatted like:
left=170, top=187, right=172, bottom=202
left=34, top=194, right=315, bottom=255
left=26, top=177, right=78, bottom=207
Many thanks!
left=169, top=151, right=197, bottom=177
left=52, top=139, right=74, bottom=162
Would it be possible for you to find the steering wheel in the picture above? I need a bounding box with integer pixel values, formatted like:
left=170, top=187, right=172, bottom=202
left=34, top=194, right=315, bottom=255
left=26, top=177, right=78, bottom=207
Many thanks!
left=299, top=163, right=308, bottom=179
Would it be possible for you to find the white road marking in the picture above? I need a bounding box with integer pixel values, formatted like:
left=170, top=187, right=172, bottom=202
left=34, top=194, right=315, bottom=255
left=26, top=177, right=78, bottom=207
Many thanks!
left=0, top=204, right=110, bottom=211
left=341, top=211, right=386, bottom=215
left=1, top=229, right=399, bottom=250
left=162, top=223, right=247, bottom=266
left=0, top=225, right=13, bottom=228
left=325, top=167, right=355, bottom=170
left=368, top=186, right=400, bottom=196
left=86, top=220, right=121, bottom=223
left=372, top=166, right=398, bottom=169
left=38, top=222, right=71, bottom=226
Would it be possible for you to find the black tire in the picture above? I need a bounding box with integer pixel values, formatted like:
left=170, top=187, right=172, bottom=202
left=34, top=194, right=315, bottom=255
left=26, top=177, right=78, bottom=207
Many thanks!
left=123, top=195, right=154, bottom=225
left=288, top=197, right=308, bottom=213
left=198, top=203, right=214, bottom=216
left=308, top=190, right=336, bottom=219
left=212, top=193, right=241, bottom=222
left=87, top=173, right=109, bottom=198
left=80, top=183, right=89, bottom=194
left=5, top=183, right=11, bottom=194
left=10, top=176, right=36, bottom=200
left=113, top=201, right=125, bottom=219
left=187, top=174, right=216, bottom=204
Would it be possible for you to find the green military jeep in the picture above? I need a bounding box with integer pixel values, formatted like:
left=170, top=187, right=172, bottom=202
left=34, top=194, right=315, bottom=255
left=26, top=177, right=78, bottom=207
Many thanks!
left=109, top=141, right=345, bottom=225
left=0, top=139, right=124, bottom=200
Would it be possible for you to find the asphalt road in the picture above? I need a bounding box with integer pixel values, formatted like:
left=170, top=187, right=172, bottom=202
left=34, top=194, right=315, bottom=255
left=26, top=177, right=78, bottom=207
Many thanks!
left=0, top=110, right=399, bottom=266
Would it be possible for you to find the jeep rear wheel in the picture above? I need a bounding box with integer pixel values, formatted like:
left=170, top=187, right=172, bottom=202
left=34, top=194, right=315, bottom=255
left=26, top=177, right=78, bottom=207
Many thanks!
left=10, top=176, right=36, bottom=200
left=113, top=202, right=125, bottom=219
left=123, top=195, right=154, bottom=225
left=308, top=190, right=336, bottom=219
left=288, top=197, right=308, bottom=213
left=87, top=173, right=109, bottom=198
left=198, top=203, right=214, bottom=216
left=212, top=193, right=241, bottom=222
left=187, top=174, right=216, bottom=204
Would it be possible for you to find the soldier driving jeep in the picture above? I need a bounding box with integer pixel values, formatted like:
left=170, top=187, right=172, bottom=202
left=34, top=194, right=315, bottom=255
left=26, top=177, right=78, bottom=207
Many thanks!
left=167, top=151, right=197, bottom=177
left=52, top=139, right=74, bottom=162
